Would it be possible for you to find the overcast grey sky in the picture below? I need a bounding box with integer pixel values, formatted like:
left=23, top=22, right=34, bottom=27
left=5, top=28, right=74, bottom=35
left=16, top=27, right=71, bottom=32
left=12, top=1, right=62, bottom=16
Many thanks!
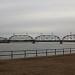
left=0, top=0, right=75, bottom=34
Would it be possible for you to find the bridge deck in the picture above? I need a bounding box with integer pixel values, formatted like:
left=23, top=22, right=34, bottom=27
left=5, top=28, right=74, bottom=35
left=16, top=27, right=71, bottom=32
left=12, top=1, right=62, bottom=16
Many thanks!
left=0, top=40, right=75, bottom=44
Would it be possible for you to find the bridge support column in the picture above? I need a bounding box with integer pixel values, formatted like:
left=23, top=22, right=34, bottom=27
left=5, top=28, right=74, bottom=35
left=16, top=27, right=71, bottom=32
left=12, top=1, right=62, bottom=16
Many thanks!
left=60, top=40, right=63, bottom=44
left=32, top=40, right=35, bottom=44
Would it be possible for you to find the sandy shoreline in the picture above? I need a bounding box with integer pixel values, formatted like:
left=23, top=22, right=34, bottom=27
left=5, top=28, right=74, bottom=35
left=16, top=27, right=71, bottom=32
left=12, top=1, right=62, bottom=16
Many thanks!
left=0, top=54, right=75, bottom=75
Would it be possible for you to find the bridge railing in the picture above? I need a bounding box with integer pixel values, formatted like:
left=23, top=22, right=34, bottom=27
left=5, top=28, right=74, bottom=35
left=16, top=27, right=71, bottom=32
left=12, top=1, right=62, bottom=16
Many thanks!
left=0, top=48, right=75, bottom=60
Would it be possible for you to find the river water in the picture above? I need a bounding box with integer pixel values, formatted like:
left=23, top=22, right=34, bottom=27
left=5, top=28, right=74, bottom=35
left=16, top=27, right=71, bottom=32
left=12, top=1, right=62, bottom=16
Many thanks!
left=0, top=42, right=75, bottom=59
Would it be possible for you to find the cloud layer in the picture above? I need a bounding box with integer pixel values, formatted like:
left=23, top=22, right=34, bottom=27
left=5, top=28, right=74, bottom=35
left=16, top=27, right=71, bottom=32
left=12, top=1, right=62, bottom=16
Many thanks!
left=0, top=0, right=75, bottom=34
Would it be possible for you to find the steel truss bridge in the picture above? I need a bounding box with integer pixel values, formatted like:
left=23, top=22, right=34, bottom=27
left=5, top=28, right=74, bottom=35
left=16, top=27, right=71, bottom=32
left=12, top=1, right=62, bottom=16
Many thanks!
left=0, top=34, right=75, bottom=44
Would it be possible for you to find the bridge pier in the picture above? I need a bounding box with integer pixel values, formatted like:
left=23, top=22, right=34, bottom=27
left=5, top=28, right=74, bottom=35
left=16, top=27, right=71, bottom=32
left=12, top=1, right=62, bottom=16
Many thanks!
left=32, top=40, right=35, bottom=44
left=60, top=40, right=63, bottom=44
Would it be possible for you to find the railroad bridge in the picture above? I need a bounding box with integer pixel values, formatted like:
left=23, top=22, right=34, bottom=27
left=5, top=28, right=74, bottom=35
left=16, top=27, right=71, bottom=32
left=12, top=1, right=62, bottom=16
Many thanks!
left=0, top=34, right=75, bottom=44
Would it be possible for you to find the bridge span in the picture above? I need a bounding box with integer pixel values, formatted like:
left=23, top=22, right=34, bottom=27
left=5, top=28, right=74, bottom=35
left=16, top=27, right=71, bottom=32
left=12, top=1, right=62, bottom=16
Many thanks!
left=0, top=34, right=75, bottom=44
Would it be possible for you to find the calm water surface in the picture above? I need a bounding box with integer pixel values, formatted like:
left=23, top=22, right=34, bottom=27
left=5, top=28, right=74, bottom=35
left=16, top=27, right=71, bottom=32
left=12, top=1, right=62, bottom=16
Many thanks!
left=0, top=42, right=75, bottom=51
left=0, top=42, right=75, bottom=59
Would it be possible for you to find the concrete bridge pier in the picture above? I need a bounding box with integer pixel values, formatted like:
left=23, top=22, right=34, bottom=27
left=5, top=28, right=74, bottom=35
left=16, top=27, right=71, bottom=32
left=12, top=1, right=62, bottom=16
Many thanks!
left=32, top=40, right=35, bottom=44
left=60, top=40, right=63, bottom=44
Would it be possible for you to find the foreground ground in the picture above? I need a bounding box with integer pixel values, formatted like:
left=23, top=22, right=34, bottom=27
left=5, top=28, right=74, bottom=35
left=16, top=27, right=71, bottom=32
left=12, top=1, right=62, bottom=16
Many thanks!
left=0, top=55, right=75, bottom=75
